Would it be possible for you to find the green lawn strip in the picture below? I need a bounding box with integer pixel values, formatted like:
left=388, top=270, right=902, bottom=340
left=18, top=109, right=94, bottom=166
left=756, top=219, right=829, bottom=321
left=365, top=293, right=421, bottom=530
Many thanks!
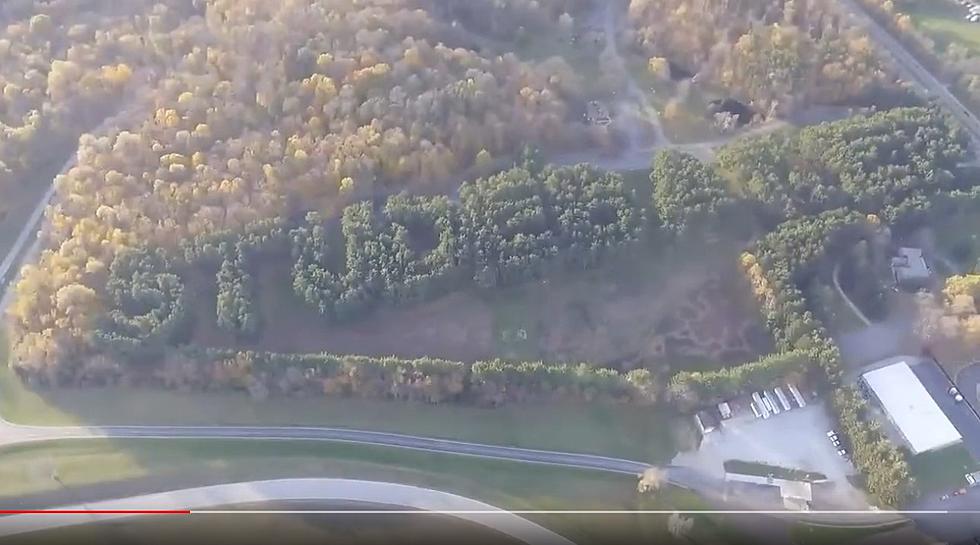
left=904, top=1, right=980, bottom=55
left=909, top=444, right=979, bottom=493
left=0, top=438, right=646, bottom=506
left=789, top=520, right=908, bottom=545
left=0, top=438, right=740, bottom=545
left=723, top=460, right=827, bottom=482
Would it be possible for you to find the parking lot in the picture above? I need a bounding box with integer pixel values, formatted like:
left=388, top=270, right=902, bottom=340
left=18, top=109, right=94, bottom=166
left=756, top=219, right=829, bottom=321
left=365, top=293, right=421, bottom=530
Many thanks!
left=673, top=401, right=855, bottom=482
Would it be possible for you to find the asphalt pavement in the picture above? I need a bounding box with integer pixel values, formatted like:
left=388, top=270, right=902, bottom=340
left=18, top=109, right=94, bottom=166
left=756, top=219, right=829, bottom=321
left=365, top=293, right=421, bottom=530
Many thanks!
left=0, top=478, right=577, bottom=545
left=910, top=358, right=980, bottom=463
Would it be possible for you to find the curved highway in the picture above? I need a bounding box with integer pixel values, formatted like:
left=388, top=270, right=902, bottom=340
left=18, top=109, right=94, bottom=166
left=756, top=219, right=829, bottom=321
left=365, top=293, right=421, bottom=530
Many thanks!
left=0, top=478, right=577, bottom=545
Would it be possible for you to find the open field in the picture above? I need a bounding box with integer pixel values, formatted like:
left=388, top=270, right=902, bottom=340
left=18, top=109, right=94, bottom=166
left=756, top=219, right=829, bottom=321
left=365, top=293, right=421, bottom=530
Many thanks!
left=905, top=0, right=980, bottom=55
left=188, top=239, right=771, bottom=373
left=0, top=438, right=751, bottom=545
left=926, top=210, right=980, bottom=272
left=0, top=439, right=655, bottom=506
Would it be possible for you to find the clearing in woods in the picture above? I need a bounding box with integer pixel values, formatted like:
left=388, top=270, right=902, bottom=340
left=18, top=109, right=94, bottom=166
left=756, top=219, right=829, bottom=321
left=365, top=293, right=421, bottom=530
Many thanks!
left=187, top=237, right=772, bottom=373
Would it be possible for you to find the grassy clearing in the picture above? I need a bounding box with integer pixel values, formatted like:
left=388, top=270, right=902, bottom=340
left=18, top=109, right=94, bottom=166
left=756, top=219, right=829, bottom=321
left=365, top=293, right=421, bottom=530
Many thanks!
left=905, top=1, right=980, bottom=55
left=929, top=208, right=980, bottom=273
left=723, top=460, right=827, bottom=482
left=1, top=438, right=753, bottom=545
left=0, top=438, right=653, bottom=506
left=909, top=444, right=979, bottom=493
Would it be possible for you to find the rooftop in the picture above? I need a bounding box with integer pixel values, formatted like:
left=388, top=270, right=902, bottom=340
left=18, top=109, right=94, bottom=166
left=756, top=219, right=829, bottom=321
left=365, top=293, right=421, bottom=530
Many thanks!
left=891, top=247, right=931, bottom=283
left=861, top=361, right=962, bottom=454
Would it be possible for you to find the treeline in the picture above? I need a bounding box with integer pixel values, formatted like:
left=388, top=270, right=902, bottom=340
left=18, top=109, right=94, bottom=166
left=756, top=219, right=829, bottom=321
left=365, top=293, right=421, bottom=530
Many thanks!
left=291, top=163, right=644, bottom=321
left=626, top=0, right=898, bottom=115
left=716, top=106, right=967, bottom=222
left=668, top=350, right=810, bottom=411
left=215, top=245, right=258, bottom=337
left=651, top=149, right=733, bottom=233
left=742, top=209, right=917, bottom=507
left=159, top=348, right=659, bottom=407
left=209, top=221, right=287, bottom=338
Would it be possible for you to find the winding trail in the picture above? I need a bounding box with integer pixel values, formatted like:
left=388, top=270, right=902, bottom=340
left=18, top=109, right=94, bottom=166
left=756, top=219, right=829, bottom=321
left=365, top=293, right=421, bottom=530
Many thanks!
left=0, top=478, right=576, bottom=544
left=832, top=262, right=872, bottom=327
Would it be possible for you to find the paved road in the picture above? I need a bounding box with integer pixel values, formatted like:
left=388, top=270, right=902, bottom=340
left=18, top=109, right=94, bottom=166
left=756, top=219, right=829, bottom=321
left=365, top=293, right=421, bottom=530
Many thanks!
left=0, top=82, right=154, bottom=308
left=0, top=478, right=576, bottom=545
left=838, top=0, right=980, bottom=149
left=2, top=420, right=658, bottom=475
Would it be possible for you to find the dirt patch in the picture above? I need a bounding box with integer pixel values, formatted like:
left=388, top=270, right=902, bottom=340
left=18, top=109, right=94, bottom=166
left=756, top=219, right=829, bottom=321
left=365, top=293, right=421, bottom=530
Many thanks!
left=187, top=243, right=771, bottom=371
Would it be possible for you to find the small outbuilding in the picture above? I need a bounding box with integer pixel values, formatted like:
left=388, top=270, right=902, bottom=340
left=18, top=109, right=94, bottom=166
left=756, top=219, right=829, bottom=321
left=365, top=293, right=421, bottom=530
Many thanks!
left=891, top=247, right=932, bottom=289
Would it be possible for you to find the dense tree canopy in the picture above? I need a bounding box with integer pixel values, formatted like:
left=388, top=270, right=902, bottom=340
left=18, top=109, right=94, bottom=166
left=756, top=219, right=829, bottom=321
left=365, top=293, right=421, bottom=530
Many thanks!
left=6, top=0, right=604, bottom=376
left=716, top=106, right=967, bottom=220
left=651, top=149, right=732, bottom=233
left=290, top=163, right=643, bottom=322
left=626, top=0, right=895, bottom=114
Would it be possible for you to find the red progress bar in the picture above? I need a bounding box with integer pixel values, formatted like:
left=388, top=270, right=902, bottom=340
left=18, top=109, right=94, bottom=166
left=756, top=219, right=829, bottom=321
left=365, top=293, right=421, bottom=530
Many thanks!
left=0, top=510, right=190, bottom=515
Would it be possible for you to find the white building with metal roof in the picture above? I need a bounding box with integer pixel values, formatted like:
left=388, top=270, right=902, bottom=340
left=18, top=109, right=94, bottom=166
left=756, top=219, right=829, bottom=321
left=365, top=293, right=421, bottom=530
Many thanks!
left=861, top=361, right=962, bottom=455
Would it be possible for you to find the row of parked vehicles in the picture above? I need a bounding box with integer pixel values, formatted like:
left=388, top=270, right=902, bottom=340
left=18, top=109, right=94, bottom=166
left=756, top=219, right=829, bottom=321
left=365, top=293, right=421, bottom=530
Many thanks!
left=826, top=430, right=850, bottom=460
left=957, top=0, right=980, bottom=23
left=749, top=383, right=807, bottom=419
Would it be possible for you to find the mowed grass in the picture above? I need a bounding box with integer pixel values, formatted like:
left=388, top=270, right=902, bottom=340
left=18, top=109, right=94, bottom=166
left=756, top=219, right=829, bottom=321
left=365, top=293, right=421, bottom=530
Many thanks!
left=788, top=521, right=911, bottom=545
left=905, top=1, right=980, bottom=55
left=0, top=362, right=684, bottom=465
left=909, top=444, right=979, bottom=493
left=1, top=439, right=742, bottom=545
left=929, top=207, right=980, bottom=272
left=0, top=438, right=650, bottom=506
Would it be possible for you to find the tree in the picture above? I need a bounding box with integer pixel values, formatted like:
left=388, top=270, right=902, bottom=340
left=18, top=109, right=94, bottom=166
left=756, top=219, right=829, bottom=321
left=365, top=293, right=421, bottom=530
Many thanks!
left=647, top=57, right=669, bottom=79
left=651, top=150, right=732, bottom=233
left=637, top=467, right=667, bottom=494
left=666, top=512, right=695, bottom=542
